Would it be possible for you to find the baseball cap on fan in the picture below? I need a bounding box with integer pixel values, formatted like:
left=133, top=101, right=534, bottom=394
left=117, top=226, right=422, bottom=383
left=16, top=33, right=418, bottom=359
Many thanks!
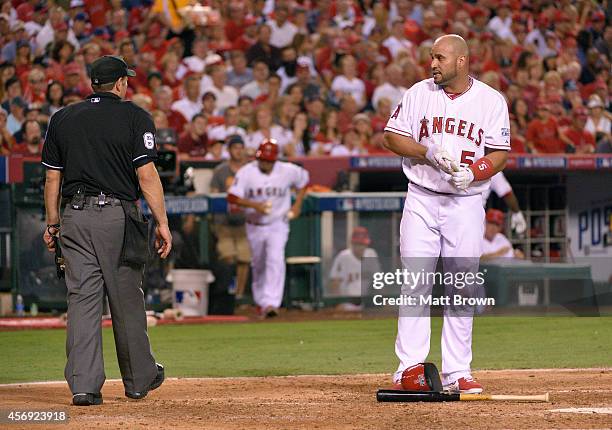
left=90, top=55, right=136, bottom=85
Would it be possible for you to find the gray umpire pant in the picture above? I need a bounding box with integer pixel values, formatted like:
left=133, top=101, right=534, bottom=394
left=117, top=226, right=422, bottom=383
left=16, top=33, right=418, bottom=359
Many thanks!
left=60, top=201, right=157, bottom=395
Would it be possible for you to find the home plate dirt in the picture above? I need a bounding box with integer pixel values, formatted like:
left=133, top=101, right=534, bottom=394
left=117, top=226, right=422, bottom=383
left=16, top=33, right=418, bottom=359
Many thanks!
left=0, top=370, right=610, bottom=429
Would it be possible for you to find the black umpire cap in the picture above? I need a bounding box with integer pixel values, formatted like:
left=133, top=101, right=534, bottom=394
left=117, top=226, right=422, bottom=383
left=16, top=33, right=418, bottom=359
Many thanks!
left=90, top=55, right=136, bottom=85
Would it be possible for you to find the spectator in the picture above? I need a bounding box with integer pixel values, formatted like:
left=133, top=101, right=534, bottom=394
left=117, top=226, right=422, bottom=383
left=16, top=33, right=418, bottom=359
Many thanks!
left=14, top=40, right=34, bottom=78
left=72, top=12, right=90, bottom=45
left=23, top=68, right=47, bottom=104
left=237, top=95, right=254, bottom=130
left=331, top=55, right=367, bottom=110
left=226, top=50, right=253, bottom=90
left=153, top=86, right=187, bottom=134
left=201, top=92, right=221, bottom=122
left=257, top=73, right=282, bottom=109
left=525, top=15, right=550, bottom=58
left=208, top=106, right=247, bottom=142
left=1, top=20, right=32, bottom=63
left=337, top=94, right=360, bottom=134
left=0, top=108, right=15, bottom=155
left=171, top=74, right=202, bottom=122
left=561, top=107, right=596, bottom=154
left=585, top=95, right=612, bottom=147
left=352, top=113, right=372, bottom=149
left=209, top=135, right=251, bottom=299
left=294, top=56, right=323, bottom=101
left=330, top=127, right=365, bottom=156
left=277, top=46, right=299, bottom=92
left=511, top=98, right=531, bottom=136
left=367, top=94, right=388, bottom=129
left=372, top=63, right=407, bottom=109
left=285, top=111, right=309, bottom=156
left=305, top=95, right=325, bottom=137
left=131, top=93, right=153, bottom=112
left=62, top=62, right=89, bottom=97
left=178, top=113, right=208, bottom=156
left=62, top=88, right=83, bottom=106
left=47, top=40, right=76, bottom=82
left=269, top=5, right=298, bottom=49
left=200, top=63, right=239, bottom=114
left=240, top=60, right=269, bottom=100
left=151, top=110, right=169, bottom=130
left=7, top=97, right=27, bottom=135
left=275, top=96, right=300, bottom=130
left=383, top=18, right=415, bottom=59
left=34, top=7, right=72, bottom=55
left=12, top=119, right=43, bottom=155
left=203, top=139, right=225, bottom=160
left=526, top=101, right=565, bottom=153
left=286, top=84, right=304, bottom=107
left=182, top=38, right=216, bottom=75
left=246, top=105, right=292, bottom=153
left=311, top=107, right=340, bottom=155
left=160, top=51, right=183, bottom=89
left=246, top=24, right=282, bottom=71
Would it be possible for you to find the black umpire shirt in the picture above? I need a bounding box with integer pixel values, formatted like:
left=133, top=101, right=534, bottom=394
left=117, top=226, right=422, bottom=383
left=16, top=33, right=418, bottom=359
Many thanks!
left=42, top=92, right=157, bottom=201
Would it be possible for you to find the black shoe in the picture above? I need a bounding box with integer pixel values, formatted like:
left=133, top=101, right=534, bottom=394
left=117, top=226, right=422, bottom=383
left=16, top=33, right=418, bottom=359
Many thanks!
left=72, top=392, right=103, bottom=406
left=265, top=307, right=279, bottom=318
left=125, top=363, right=165, bottom=400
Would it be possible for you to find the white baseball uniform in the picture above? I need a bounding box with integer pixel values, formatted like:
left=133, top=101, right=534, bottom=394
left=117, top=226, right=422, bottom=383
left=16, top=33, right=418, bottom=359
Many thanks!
left=228, top=160, right=309, bottom=309
left=384, top=77, right=510, bottom=385
left=481, top=171, right=513, bottom=205
left=482, top=233, right=514, bottom=258
left=329, top=248, right=380, bottom=297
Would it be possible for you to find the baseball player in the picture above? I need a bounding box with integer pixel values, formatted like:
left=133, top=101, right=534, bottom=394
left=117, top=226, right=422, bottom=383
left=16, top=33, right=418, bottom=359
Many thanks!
left=482, top=209, right=525, bottom=260
left=383, top=34, right=510, bottom=393
left=227, top=139, right=309, bottom=318
left=484, top=173, right=527, bottom=235
left=329, top=227, right=381, bottom=310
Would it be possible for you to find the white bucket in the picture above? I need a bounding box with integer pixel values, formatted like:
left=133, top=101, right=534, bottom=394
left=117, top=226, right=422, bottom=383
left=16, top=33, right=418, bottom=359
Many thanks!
left=170, top=269, right=215, bottom=316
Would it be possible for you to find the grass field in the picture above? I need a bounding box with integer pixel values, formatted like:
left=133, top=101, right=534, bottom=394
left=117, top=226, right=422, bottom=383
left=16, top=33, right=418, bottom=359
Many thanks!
left=0, top=317, right=611, bottom=384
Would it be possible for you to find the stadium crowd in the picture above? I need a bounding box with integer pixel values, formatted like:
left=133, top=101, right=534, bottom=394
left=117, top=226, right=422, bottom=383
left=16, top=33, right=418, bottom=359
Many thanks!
left=0, top=0, right=610, bottom=159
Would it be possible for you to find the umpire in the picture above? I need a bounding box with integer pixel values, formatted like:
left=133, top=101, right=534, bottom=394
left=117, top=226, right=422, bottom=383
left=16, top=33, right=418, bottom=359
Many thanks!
left=42, top=56, right=172, bottom=406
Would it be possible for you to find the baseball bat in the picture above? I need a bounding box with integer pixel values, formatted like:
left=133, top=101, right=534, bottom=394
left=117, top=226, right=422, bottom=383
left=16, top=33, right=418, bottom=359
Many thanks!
left=376, top=390, right=549, bottom=403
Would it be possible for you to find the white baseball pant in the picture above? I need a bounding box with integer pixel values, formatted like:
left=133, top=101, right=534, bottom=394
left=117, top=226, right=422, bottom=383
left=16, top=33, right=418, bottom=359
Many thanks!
left=246, top=220, right=289, bottom=309
left=394, top=183, right=484, bottom=386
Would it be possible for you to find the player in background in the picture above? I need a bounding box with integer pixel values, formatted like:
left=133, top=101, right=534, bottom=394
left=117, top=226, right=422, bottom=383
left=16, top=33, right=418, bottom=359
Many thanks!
left=383, top=34, right=510, bottom=393
left=227, top=140, right=309, bottom=318
left=481, top=209, right=525, bottom=261
left=485, top=172, right=527, bottom=235
left=328, top=227, right=381, bottom=311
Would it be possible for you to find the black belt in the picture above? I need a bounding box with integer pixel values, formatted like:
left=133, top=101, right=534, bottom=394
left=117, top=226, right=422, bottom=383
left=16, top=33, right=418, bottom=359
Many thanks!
left=246, top=220, right=268, bottom=226
left=412, top=183, right=456, bottom=196
left=62, top=195, right=123, bottom=207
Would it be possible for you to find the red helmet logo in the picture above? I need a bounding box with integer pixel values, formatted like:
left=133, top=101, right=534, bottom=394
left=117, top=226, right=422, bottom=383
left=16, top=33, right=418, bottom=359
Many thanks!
left=256, top=139, right=279, bottom=161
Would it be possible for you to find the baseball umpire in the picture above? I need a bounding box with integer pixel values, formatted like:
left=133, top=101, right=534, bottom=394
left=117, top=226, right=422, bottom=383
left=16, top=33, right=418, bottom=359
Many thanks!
left=42, top=55, right=172, bottom=406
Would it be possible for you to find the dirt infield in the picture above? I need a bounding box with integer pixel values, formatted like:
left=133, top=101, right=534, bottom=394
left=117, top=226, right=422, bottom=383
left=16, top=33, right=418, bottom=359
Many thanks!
left=0, top=369, right=610, bottom=429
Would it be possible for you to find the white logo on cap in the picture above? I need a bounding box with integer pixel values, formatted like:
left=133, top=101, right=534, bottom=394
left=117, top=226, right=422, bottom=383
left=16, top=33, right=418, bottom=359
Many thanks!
left=143, top=132, right=155, bottom=149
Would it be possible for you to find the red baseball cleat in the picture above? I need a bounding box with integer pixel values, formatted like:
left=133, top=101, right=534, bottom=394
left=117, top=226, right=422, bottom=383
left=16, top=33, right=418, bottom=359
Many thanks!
left=443, top=376, right=483, bottom=394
